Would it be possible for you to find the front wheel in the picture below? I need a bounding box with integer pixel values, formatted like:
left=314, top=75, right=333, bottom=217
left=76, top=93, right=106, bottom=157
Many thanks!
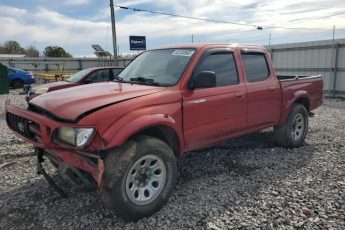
left=101, top=136, right=177, bottom=221
left=274, top=103, right=309, bottom=148
left=12, top=79, right=24, bottom=89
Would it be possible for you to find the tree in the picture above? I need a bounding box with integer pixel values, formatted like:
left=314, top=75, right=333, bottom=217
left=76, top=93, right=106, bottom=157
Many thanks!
left=43, top=46, right=72, bottom=58
left=0, top=43, right=6, bottom=54
left=3, top=40, right=25, bottom=54
left=25, top=45, right=40, bottom=57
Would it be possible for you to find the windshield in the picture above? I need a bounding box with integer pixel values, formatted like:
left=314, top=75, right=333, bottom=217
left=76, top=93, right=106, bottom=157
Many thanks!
left=118, top=48, right=196, bottom=86
left=66, top=69, right=93, bottom=83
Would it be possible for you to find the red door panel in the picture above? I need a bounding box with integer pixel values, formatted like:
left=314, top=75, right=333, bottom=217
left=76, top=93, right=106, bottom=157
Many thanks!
left=183, top=84, right=247, bottom=148
left=246, top=79, right=281, bottom=127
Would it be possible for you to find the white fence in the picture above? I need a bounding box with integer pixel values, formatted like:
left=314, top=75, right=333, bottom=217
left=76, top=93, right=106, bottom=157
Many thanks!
left=0, top=57, right=133, bottom=72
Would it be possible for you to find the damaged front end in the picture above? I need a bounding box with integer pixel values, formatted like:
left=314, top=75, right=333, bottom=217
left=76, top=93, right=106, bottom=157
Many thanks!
left=36, top=148, right=100, bottom=197
left=5, top=100, right=106, bottom=197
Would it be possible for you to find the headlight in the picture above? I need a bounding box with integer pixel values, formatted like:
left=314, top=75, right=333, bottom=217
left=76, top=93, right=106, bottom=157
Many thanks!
left=35, top=87, right=49, bottom=94
left=56, top=127, right=95, bottom=147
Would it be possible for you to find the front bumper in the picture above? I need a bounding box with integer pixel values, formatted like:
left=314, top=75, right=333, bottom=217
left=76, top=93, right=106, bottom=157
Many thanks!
left=5, top=101, right=105, bottom=186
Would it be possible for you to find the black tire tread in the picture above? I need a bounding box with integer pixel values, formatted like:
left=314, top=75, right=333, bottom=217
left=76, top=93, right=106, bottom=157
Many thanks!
left=12, top=79, right=24, bottom=89
left=101, top=135, right=177, bottom=221
left=274, top=103, right=309, bottom=148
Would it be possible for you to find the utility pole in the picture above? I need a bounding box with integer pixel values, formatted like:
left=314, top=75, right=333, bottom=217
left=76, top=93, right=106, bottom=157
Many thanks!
left=110, top=0, right=118, bottom=65
left=192, top=34, right=194, bottom=43
left=329, top=25, right=335, bottom=97
left=268, top=33, right=271, bottom=53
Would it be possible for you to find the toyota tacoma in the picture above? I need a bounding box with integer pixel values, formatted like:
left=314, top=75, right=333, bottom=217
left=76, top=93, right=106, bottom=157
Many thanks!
left=5, top=43, right=323, bottom=220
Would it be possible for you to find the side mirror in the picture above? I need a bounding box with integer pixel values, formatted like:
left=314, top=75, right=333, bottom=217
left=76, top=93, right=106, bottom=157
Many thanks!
left=189, top=71, right=216, bottom=89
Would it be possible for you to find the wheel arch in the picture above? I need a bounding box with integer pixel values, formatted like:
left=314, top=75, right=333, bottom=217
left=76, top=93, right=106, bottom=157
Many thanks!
left=294, top=96, right=310, bottom=112
left=105, top=114, right=183, bottom=156
left=279, top=91, right=310, bottom=126
left=133, top=125, right=181, bottom=156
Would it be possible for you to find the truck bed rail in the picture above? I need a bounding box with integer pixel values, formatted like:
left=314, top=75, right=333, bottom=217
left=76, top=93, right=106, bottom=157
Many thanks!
left=277, top=75, right=322, bottom=81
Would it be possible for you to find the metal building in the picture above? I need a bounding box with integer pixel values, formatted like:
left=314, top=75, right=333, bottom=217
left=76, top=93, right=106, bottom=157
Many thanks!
left=269, top=38, right=345, bottom=97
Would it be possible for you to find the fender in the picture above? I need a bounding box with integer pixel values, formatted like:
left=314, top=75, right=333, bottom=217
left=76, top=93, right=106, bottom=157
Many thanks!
left=104, top=114, right=184, bottom=151
left=279, top=90, right=310, bottom=125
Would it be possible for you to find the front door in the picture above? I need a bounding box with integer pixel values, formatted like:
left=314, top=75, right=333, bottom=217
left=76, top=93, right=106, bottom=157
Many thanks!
left=182, top=49, right=247, bottom=149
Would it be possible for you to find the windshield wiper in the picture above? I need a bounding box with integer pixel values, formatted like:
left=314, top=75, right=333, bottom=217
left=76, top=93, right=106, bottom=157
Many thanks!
left=129, top=76, right=160, bottom=86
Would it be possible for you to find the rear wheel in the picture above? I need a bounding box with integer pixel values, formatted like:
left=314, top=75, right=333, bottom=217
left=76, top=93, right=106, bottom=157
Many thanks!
left=12, top=79, right=24, bottom=89
left=101, top=136, right=177, bottom=221
left=274, top=103, right=309, bottom=148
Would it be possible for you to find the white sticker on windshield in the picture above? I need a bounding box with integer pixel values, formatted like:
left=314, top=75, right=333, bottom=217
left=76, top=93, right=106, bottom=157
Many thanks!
left=171, top=50, right=195, bottom=57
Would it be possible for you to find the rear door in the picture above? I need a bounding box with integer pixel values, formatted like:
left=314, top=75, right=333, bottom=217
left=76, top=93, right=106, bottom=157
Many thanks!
left=182, top=49, right=247, bottom=148
left=241, top=50, right=281, bottom=128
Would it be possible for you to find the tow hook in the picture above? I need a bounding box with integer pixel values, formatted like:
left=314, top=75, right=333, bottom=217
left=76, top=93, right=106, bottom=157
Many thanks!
left=36, top=148, right=67, bottom=198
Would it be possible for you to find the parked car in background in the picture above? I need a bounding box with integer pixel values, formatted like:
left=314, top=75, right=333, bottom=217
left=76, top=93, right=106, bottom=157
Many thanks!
left=27, top=67, right=124, bottom=101
left=8, top=67, right=36, bottom=88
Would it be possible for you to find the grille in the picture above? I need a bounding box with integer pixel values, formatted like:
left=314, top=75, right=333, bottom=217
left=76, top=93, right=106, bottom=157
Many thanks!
left=6, top=112, right=41, bottom=141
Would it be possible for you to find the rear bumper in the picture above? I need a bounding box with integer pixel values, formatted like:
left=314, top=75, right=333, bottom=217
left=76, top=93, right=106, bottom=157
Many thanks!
left=5, top=101, right=104, bottom=186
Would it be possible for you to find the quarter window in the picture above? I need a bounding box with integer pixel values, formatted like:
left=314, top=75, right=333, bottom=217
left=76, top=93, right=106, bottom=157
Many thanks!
left=242, top=53, right=269, bottom=82
left=196, top=53, right=238, bottom=87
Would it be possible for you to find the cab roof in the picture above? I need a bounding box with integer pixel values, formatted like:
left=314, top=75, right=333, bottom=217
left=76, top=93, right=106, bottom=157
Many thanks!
left=159, top=42, right=266, bottom=51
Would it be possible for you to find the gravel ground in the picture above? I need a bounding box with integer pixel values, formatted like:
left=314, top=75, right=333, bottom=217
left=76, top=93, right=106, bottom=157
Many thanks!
left=0, top=90, right=344, bottom=229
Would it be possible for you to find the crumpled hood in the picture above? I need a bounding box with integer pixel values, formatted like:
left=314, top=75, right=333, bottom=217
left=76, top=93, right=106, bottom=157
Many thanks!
left=30, top=82, right=166, bottom=121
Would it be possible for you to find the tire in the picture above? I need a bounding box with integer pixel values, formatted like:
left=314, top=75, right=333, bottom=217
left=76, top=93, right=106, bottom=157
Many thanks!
left=274, top=103, right=309, bottom=148
left=12, top=79, right=24, bottom=89
left=101, top=135, right=177, bottom=221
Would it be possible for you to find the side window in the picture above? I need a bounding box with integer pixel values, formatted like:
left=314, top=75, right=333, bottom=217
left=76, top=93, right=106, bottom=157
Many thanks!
left=87, top=69, right=110, bottom=82
left=112, top=68, right=122, bottom=78
left=242, top=53, right=269, bottom=82
left=196, top=53, right=238, bottom=87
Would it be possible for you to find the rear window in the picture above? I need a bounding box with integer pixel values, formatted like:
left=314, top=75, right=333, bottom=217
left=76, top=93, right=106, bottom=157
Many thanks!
left=242, top=53, right=269, bottom=82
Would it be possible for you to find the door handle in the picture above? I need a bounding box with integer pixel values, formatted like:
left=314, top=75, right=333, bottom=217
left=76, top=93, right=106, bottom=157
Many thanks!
left=235, top=93, right=244, bottom=98
left=269, top=86, right=276, bottom=91
left=187, top=98, right=207, bottom=104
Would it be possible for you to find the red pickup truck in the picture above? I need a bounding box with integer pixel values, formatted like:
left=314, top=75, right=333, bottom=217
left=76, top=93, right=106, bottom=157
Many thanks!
left=5, top=43, right=323, bottom=220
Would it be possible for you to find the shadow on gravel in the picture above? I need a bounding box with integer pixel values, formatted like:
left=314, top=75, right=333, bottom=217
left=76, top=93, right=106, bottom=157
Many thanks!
left=0, top=130, right=315, bottom=229
left=177, top=130, right=313, bottom=183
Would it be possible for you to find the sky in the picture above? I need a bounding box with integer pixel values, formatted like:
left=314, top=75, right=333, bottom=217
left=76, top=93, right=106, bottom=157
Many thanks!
left=1, top=0, right=345, bottom=57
